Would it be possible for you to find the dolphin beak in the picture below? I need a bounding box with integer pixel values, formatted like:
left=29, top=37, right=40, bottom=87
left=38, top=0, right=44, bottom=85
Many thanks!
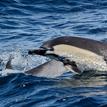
left=28, top=47, right=55, bottom=56
left=28, top=48, right=47, bottom=56
left=28, top=48, right=64, bottom=62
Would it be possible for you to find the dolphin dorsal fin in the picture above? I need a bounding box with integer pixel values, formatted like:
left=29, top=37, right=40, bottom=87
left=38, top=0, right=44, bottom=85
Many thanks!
left=5, top=55, right=13, bottom=69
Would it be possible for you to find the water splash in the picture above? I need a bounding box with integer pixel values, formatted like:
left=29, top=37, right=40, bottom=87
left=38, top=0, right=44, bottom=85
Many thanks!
left=0, top=48, right=47, bottom=76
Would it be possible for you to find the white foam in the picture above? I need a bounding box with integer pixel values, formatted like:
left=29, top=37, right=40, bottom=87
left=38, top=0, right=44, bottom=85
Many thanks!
left=0, top=49, right=47, bottom=76
left=0, top=69, right=23, bottom=76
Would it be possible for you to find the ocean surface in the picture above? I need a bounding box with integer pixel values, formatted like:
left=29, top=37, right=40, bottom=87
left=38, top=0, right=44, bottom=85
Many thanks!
left=0, top=0, right=107, bottom=107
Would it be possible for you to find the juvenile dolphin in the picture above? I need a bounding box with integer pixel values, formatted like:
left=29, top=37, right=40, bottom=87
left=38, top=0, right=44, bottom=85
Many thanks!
left=25, top=60, right=67, bottom=78
left=28, top=36, right=107, bottom=73
left=5, top=55, right=70, bottom=78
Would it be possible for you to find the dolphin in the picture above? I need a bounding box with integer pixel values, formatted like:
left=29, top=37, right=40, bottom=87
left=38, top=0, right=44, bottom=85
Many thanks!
left=28, top=36, right=107, bottom=74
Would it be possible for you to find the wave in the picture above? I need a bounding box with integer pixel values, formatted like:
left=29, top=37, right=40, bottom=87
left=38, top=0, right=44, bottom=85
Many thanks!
left=0, top=72, right=107, bottom=107
left=0, top=49, right=47, bottom=76
left=0, top=0, right=107, bottom=14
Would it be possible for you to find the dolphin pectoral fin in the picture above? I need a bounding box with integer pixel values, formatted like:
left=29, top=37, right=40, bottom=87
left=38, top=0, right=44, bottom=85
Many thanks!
left=104, top=57, right=107, bottom=64
left=70, top=61, right=82, bottom=74
left=64, top=60, right=82, bottom=74
left=25, top=60, right=66, bottom=78
left=65, top=64, right=81, bottom=74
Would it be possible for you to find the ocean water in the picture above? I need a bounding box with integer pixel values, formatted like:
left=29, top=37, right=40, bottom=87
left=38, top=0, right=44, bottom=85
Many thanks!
left=0, top=0, right=107, bottom=107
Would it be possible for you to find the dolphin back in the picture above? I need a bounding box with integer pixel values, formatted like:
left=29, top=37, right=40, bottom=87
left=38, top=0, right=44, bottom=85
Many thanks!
left=25, top=60, right=66, bottom=78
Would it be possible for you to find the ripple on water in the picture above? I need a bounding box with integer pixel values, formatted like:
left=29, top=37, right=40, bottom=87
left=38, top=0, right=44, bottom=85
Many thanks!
left=0, top=0, right=107, bottom=107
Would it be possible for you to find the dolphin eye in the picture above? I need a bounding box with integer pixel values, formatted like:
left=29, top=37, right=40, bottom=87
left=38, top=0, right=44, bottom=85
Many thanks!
left=63, top=59, right=70, bottom=65
left=71, top=61, right=77, bottom=67
left=49, top=48, right=54, bottom=51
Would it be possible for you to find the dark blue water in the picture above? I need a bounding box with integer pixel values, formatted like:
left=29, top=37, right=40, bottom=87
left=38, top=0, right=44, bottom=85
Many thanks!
left=0, top=0, right=107, bottom=107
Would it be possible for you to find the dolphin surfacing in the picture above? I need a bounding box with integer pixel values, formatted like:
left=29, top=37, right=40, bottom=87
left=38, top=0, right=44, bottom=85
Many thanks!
left=28, top=36, right=107, bottom=73
left=25, top=60, right=66, bottom=78
left=5, top=36, right=107, bottom=78
left=5, top=57, right=67, bottom=78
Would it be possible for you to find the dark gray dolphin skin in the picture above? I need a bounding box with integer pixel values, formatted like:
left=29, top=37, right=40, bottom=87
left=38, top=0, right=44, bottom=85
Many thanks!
left=6, top=55, right=13, bottom=69
left=28, top=36, right=107, bottom=74
left=29, top=36, right=107, bottom=57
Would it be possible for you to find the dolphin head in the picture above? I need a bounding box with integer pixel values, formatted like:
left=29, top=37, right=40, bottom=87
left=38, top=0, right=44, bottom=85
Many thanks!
left=28, top=47, right=58, bottom=59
